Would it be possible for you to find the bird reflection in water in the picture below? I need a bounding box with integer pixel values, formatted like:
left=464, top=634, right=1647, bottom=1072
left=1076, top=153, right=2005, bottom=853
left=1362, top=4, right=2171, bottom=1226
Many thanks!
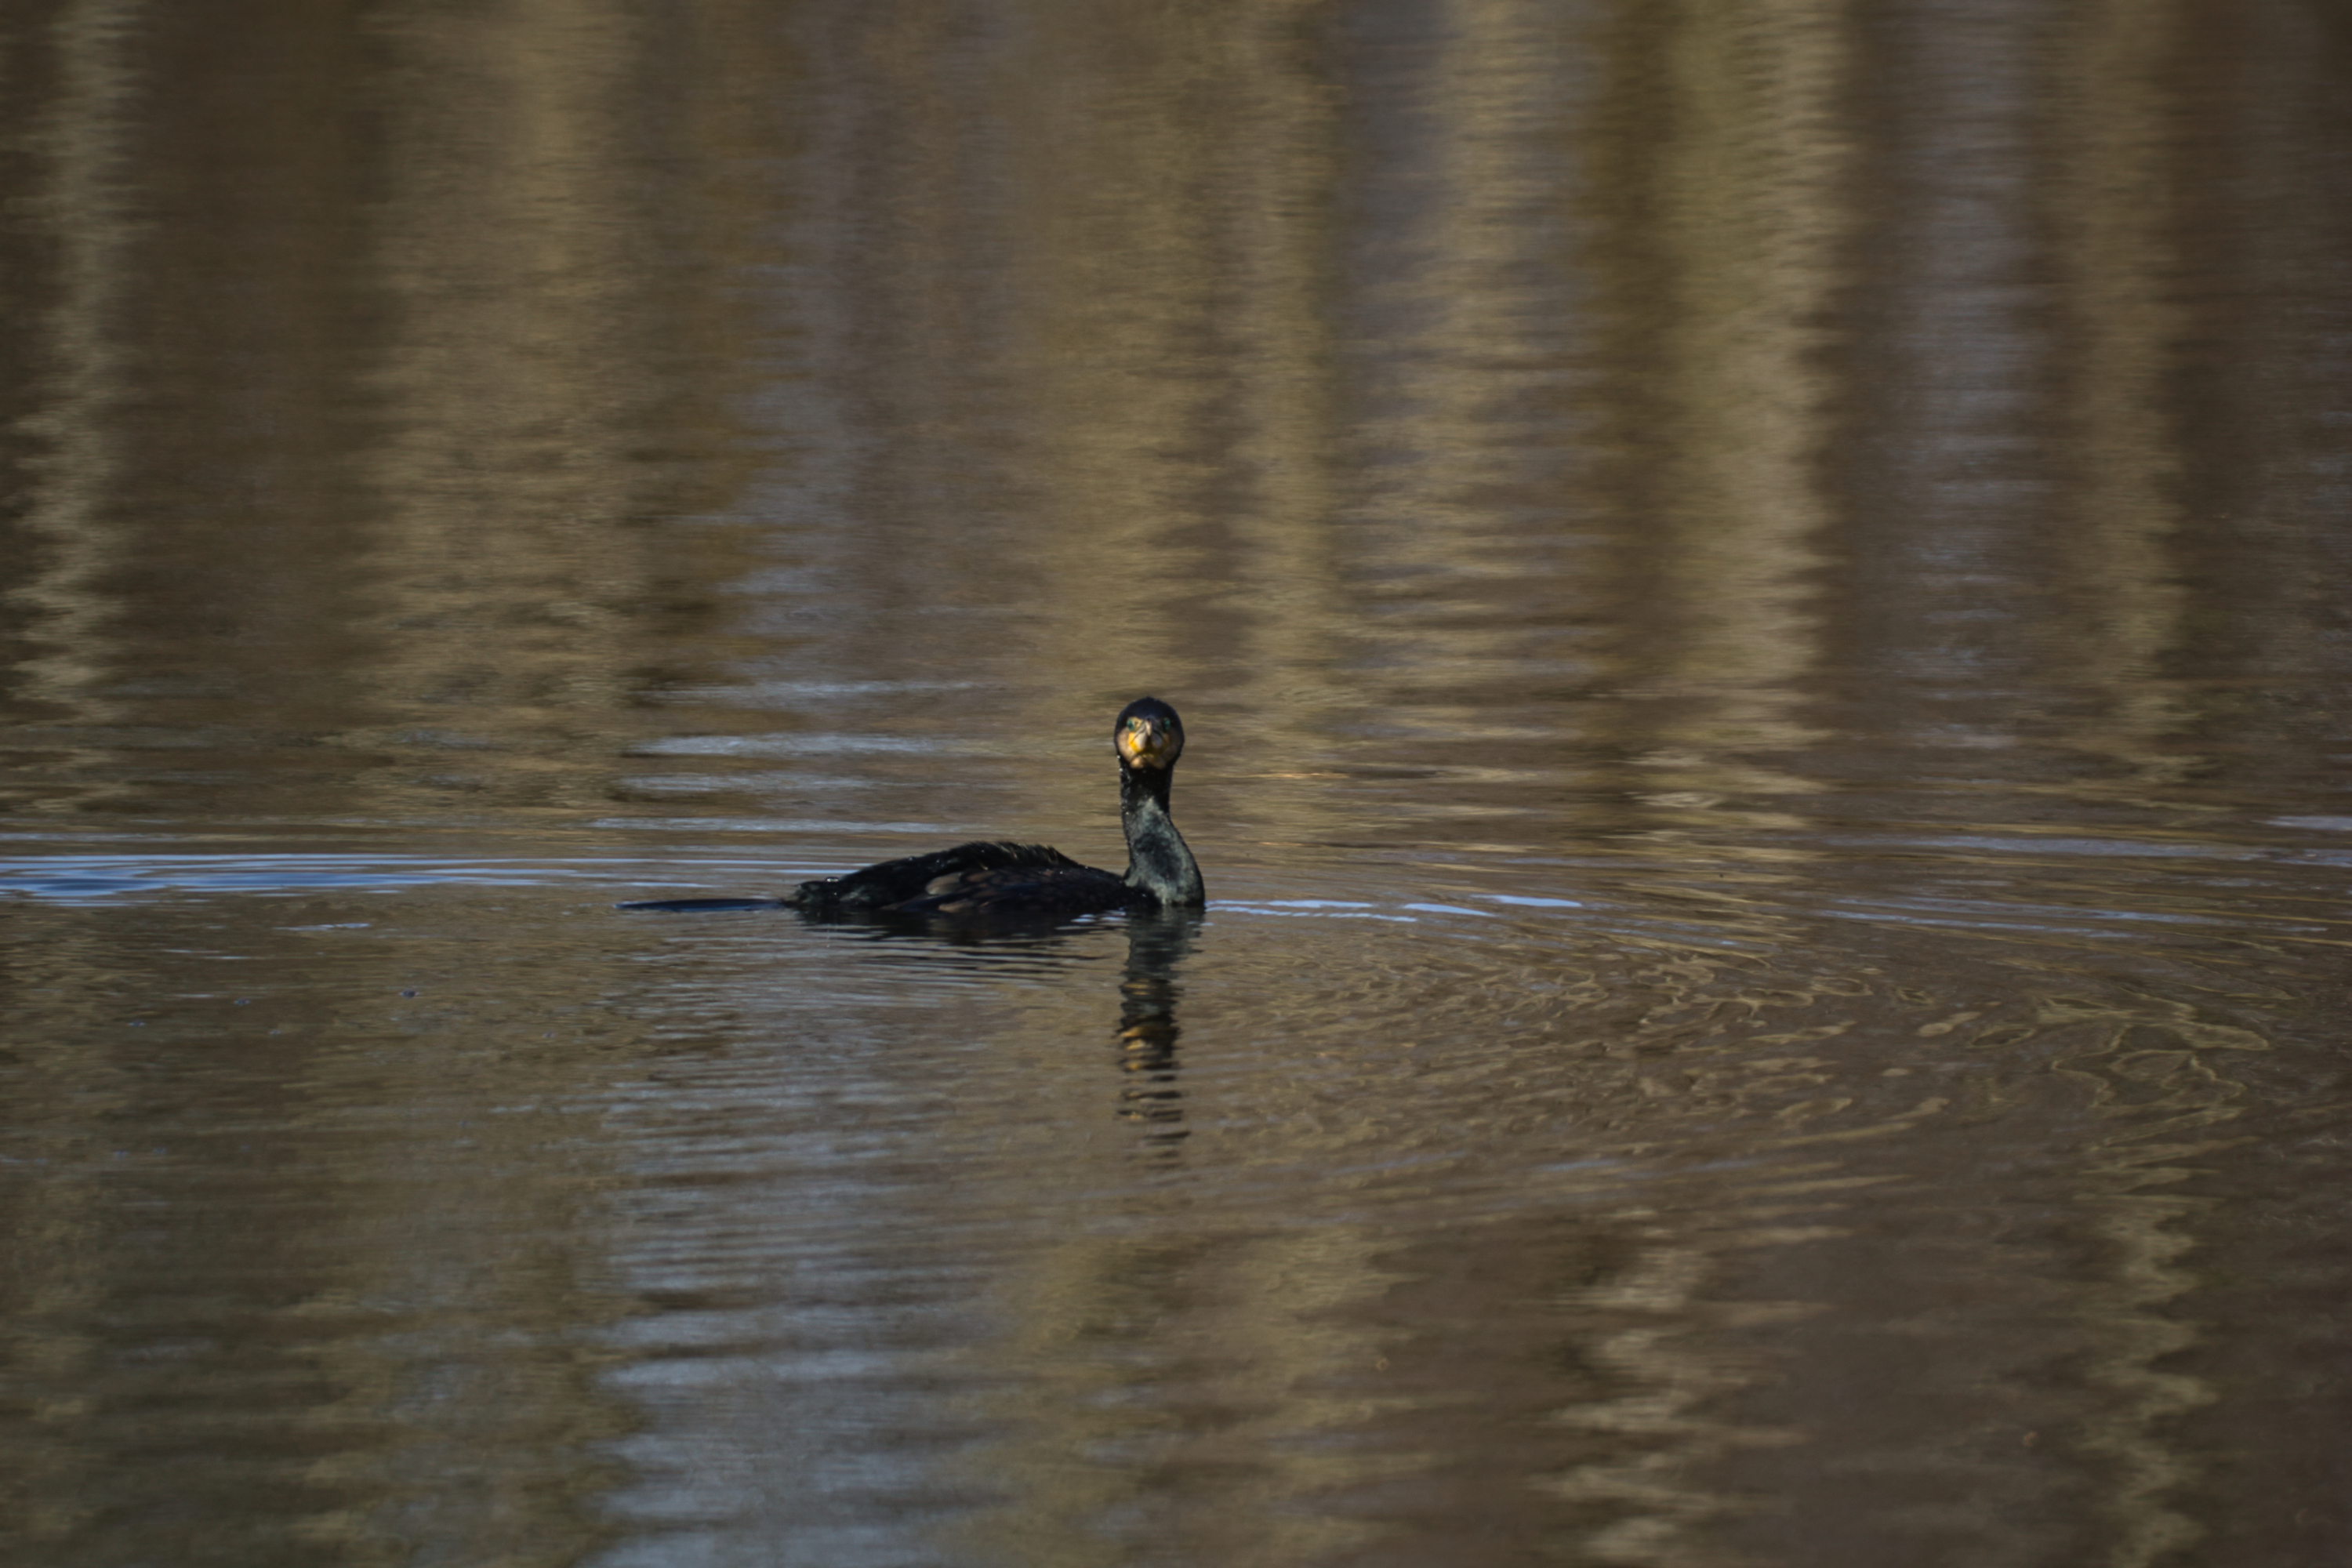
left=638, top=901, right=1206, bottom=1151
left=1112, top=909, right=1199, bottom=1149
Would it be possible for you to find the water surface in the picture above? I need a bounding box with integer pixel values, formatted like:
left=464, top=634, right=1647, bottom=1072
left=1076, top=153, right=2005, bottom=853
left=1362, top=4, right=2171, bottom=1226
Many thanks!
left=4, top=2, right=2351, bottom=1565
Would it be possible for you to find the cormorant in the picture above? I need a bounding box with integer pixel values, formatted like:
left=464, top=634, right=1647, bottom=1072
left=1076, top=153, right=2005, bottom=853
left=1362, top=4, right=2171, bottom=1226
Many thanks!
left=621, top=696, right=1205, bottom=919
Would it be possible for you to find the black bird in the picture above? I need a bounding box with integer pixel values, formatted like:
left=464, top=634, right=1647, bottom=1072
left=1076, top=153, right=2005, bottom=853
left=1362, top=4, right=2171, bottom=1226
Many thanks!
left=622, top=696, right=1205, bottom=919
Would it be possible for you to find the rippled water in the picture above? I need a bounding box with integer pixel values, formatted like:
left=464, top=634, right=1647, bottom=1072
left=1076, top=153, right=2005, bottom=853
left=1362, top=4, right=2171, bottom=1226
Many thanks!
left=5, top=1, right=2352, bottom=1565
left=9, top=812, right=2347, bottom=1564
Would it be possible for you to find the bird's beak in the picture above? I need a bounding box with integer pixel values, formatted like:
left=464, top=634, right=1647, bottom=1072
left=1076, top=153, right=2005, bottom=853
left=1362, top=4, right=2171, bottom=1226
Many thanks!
left=1118, top=719, right=1176, bottom=770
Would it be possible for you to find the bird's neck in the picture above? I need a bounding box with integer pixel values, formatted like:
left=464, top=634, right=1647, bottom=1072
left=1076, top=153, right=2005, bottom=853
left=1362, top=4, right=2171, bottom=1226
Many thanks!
left=1120, top=766, right=1204, bottom=906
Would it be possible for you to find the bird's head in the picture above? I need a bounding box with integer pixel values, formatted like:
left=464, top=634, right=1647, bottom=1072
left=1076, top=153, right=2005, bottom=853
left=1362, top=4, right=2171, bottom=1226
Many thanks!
left=1113, top=697, right=1185, bottom=773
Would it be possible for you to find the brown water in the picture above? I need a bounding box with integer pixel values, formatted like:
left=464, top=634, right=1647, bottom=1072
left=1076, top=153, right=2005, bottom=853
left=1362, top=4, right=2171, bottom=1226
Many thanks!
left=5, top=2, right=2352, bottom=1564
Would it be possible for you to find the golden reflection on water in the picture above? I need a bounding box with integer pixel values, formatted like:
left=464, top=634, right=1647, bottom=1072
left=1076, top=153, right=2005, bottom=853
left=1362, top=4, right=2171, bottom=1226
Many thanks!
left=9, top=0, right=143, bottom=740
left=951, top=1225, right=1396, bottom=1567
left=2056, top=998, right=2263, bottom=1568
left=1, top=895, right=648, bottom=1565
left=348, top=4, right=778, bottom=816
left=2047, top=1, right=2193, bottom=784
left=4, top=3, right=779, bottom=821
left=1599, top=0, right=1842, bottom=767
left=3, top=0, right=2347, bottom=836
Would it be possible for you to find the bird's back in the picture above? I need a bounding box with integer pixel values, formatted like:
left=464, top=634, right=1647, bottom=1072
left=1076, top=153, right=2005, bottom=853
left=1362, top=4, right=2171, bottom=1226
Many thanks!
left=786, top=840, right=1129, bottom=916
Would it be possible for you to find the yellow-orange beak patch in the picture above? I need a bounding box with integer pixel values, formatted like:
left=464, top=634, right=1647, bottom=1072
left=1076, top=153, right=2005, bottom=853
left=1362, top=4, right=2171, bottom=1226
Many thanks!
left=1118, top=720, right=1174, bottom=769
